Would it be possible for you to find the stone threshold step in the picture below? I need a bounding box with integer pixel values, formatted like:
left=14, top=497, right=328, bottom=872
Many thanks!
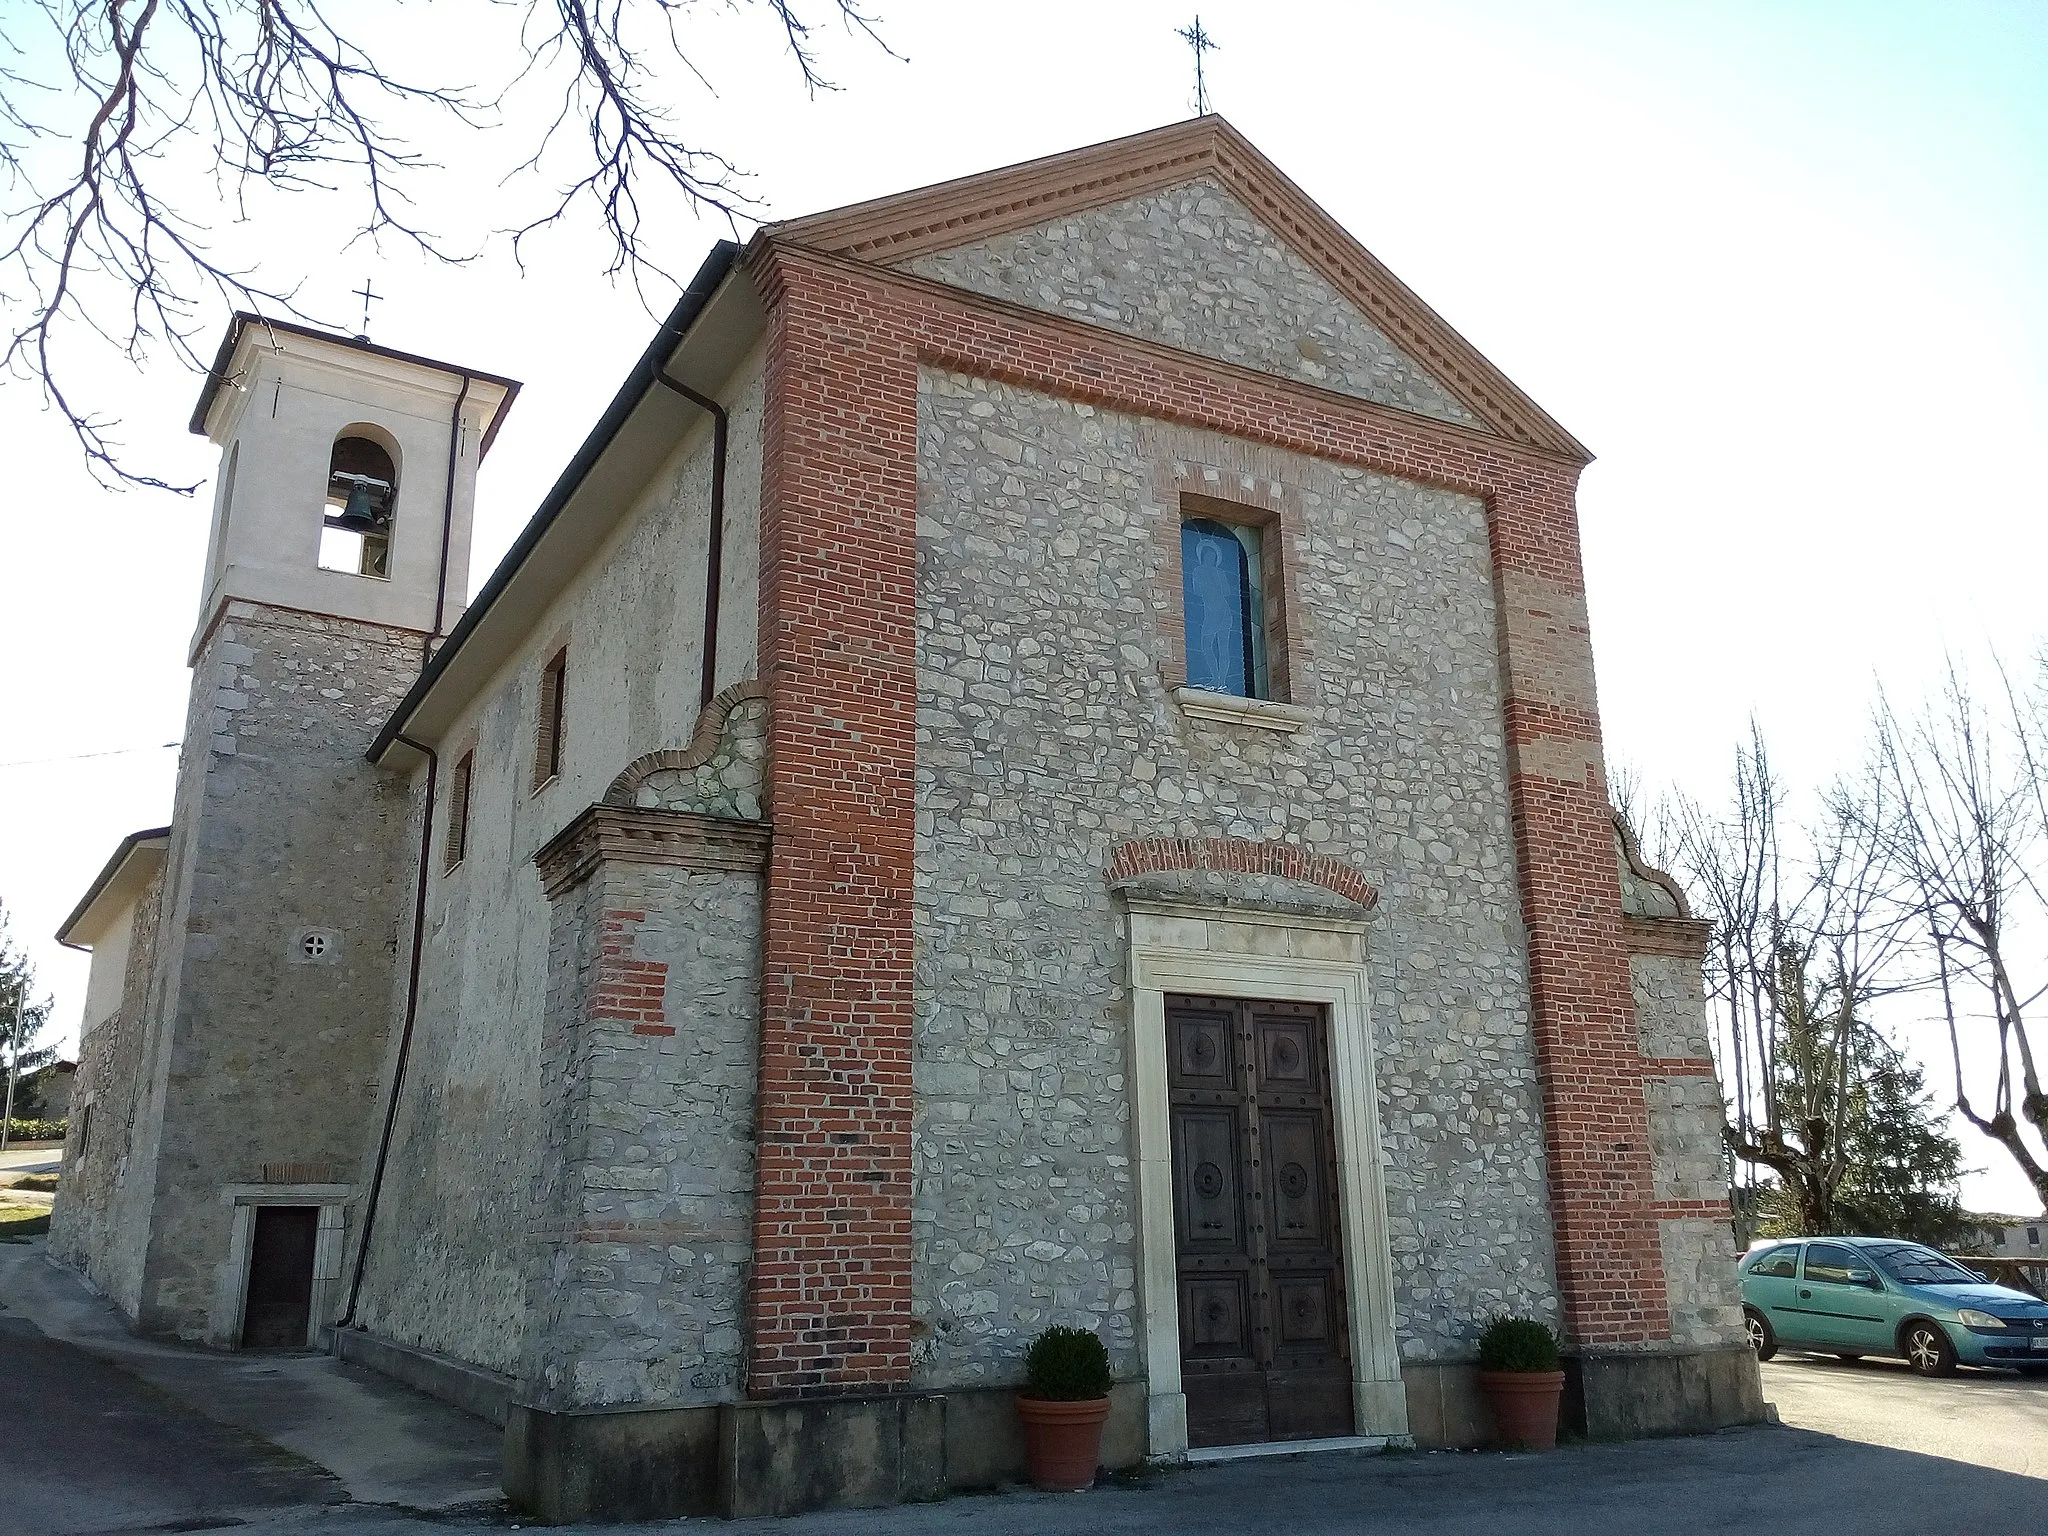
left=1186, top=1434, right=1392, bottom=1464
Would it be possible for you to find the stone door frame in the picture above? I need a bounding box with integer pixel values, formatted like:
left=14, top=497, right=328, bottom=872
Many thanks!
left=1124, top=898, right=1405, bottom=1455
left=211, top=1183, right=352, bottom=1349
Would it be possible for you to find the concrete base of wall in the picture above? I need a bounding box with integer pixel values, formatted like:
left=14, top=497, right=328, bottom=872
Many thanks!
left=330, top=1327, right=517, bottom=1428
left=1400, top=1362, right=1493, bottom=1448
left=1564, top=1344, right=1768, bottom=1441
left=502, top=1382, right=1151, bottom=1524
left=1403, top=1347, right=1765, bottom=1449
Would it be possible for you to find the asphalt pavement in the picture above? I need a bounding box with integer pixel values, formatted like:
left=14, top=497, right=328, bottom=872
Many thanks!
left=1760, top=1350, right=2048, bottom=1478
left=0, top=1240, right=502, bottom=1533
left=4, top=1232, right=2046, bottom=1535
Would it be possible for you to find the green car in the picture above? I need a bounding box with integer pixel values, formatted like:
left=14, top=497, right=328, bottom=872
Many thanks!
left=1739, top=1235, right=2048, bottom=1376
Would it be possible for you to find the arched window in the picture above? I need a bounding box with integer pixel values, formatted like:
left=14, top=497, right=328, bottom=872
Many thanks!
left=318, top=433, right=398, bottom=578
left=1181, top=516, right=1269, bottom=698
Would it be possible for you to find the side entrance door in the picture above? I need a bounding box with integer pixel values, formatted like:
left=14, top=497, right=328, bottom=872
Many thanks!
left=241, top=1205, right=319, bottom=1349
left=1167, top=994, right=1354, bottom=1447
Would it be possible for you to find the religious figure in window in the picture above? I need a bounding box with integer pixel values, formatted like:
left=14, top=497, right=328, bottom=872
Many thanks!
left=1181, top=517, right=1269, bottom=698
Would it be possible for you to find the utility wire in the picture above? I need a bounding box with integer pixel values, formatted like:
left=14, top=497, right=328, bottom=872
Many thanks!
left=0, top=742, right=178, bottom=771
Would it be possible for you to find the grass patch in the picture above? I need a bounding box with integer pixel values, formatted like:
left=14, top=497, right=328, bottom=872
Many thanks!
left=0, top=1203, right=50, bottom=1240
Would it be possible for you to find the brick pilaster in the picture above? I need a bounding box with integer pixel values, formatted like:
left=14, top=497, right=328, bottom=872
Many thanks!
left=747, top=255, right=920, bottom=1394
left=1488, top=483, right=1669, bottom=1346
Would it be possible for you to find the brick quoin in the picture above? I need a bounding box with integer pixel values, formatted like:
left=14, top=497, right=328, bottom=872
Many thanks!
left=587, top=910, right=673, bottom=1037
left=743, top=240, right=1670, bottom=1370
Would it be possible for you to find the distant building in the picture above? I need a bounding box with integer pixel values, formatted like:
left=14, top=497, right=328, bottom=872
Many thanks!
left=1973, top=1216, right=2046, bottom=1257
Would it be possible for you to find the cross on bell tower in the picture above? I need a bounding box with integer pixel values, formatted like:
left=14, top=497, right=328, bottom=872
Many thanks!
left=353, top=278, right=383, bottom=341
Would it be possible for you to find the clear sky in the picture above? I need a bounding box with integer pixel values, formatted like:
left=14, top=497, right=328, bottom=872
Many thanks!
left=3, top=1, right=2043, bottom=1213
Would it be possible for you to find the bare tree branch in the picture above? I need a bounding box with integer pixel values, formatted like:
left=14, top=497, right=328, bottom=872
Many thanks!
left=0, top=0, right=896, bottom=488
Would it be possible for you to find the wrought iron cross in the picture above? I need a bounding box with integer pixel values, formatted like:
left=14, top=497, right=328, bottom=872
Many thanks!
left=1177, top=15, right=1218, bottom=116
left=354, top=278, right=383, bottom=337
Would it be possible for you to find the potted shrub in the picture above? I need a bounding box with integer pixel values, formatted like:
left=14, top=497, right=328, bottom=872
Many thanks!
left=1476, top=1315, right=1565, bottom=1450
left=1016, top=1324, right=1113, bottom=1491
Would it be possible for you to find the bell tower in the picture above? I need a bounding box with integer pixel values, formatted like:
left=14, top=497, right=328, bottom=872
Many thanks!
left=115, top=316, right=517, bottom=1345
left=189, top=316, right=517, bottom=655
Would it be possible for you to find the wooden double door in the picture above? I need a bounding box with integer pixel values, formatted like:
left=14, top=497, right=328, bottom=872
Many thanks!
left=1168, top=995, right=1355, bottom=1447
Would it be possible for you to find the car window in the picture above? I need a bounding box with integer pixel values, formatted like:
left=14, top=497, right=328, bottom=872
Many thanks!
left=1867, top=1243, right=1982, bottom=1286
left=1747, top=1245, right=1799, bottom=1278
left=1802, top=1243, right=1868, bottom=1283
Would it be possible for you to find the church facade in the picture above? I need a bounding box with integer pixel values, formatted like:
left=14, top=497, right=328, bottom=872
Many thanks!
left=50, top=119, right=1759, bottom=1520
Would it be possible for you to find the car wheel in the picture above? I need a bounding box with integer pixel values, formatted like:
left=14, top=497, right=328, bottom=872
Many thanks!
left=1744, top=1306, right=1777, bottom=1362
left=1903, top=1322, right=1958, bottom=1377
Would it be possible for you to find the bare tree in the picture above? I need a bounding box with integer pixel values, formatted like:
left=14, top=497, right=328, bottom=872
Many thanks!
left=1675, top=725, right=1916, bottom=1236
left=1872, top=662, right=2048, bottom=1209
left=0, top=0, right=893, bottom=488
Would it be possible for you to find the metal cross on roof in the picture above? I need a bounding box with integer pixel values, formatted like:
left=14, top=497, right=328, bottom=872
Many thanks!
left=1177, top=15, right=1219, bottom=117
left=354, top=278, right=383, bottom=338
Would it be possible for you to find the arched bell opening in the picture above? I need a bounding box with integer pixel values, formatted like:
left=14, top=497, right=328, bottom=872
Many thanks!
left=318, top=428, right=400, bottom=578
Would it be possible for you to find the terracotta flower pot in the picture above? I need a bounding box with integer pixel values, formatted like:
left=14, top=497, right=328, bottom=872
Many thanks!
left=1478, top=1369, right=1565, bottom=1450
left=1016, top=1394, right=1112, bottom=1491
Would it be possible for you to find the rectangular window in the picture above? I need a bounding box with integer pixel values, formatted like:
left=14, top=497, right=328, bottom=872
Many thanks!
left=444, top=750, right=473, bottom=871
left=76, top=1102, right=92, bottom=1161
left=533, top=648, right=566, bottom=790
left=1180, top=514, right=1270, bottom=699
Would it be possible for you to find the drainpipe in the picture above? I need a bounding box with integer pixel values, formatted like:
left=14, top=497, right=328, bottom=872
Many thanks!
left=654, top=371, right=727, bottom=709
left=424, top=375, right=474, bottom=668
left=342, top=731, right=437, bottom=1326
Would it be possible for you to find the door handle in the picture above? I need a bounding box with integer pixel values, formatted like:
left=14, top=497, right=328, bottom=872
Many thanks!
left=1798, top=1289, right=1812, bottom=1299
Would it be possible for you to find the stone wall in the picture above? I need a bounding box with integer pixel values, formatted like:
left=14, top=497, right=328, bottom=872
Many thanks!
left=1614, top=822, right=1746, bottom=1352
left=521, top=830, right=763, bottom=1410
left=122, top=602, right=424, bottom=1340
left=350, top=362, right=764, bottom=1379
left=47, top=865, right=166, bottom=1306
left=908, top=365, right=1557, bottom=1389
left=1632, top=946, right=1745, bottom=1350
left=905, top=179, right=1479, bottom=427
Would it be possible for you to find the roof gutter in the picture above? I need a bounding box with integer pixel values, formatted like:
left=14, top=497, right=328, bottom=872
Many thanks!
left=56, top=827, right=173, bottom=950
left=366, top=240, right=742, bottom=767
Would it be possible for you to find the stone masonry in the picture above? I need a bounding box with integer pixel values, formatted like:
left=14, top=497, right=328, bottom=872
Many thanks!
left=523, top=830, right=766, bottom=1409
left=1616, top=821, right=1746, bottom=1351
left=909, top=366, right=1559, bottom=1382
left=126, top=601, right=422, bottom=1339
left=906, top=179, right=1479, bottom=427
left=47, top=863, right=167, bottom=1313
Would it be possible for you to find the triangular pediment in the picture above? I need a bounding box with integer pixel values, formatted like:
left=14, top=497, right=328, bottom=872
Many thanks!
left=764, top=119, right=1588, bottom=458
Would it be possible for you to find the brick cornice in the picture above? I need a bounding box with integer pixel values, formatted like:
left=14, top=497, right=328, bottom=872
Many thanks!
left=767, top=241, right=1588, bottom=482
left=756, top=117, right=1588, bottom=459
left=534, top=805, right=770, bottom=899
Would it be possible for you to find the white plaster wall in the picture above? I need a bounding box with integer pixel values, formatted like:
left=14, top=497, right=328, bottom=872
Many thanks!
left=196, top=333, right=508, bottom=646
left=77, top=905, right=136, bottom=1040
left=350, top=357, right=765, bottom=1376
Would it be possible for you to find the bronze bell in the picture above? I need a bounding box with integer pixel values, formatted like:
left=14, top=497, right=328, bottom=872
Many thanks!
left=329, top=475, right=386, bottom=533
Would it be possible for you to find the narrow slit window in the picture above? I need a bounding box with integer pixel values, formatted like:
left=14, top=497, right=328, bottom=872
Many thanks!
left=1180, top=516, right=1269, bottom=699
left=444, top=751, right=473, bottom=871
left=533, top=649, right=566, bottom=790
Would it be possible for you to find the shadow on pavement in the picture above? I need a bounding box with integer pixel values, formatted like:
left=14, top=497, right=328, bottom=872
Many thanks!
left=1, top=1313, right=345, bottom=1535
